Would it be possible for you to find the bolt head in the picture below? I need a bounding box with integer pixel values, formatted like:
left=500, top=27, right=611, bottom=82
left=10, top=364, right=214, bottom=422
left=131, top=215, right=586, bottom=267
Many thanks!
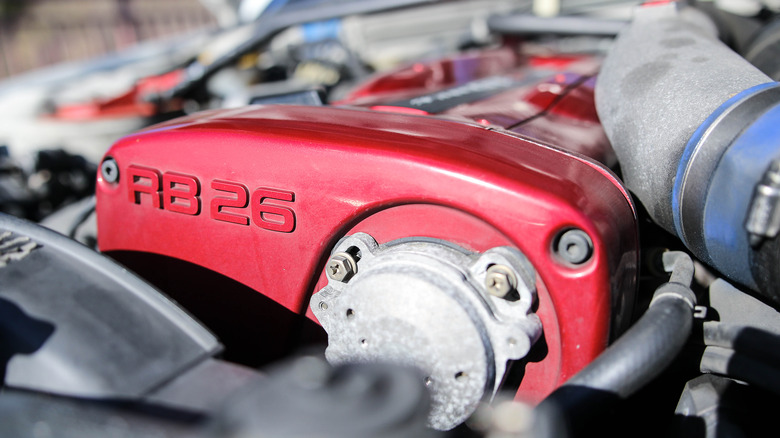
left=326, top=252, right=356, bottom=282
left=556, top=229, right=593, bottom=265
left=101, top=158, right=119, bottom=184
left=485, top=265, right=517, bottom=298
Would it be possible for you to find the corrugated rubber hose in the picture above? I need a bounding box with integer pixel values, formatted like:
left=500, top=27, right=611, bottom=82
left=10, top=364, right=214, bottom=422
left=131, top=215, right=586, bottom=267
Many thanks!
left=534, top=252, right=696, bottom=435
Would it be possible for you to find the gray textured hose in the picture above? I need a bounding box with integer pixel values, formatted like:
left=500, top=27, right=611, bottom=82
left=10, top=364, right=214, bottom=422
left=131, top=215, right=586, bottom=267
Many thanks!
left=595, top=2, right=780, bottom=296
left=595, top=4, right=770, bottom=234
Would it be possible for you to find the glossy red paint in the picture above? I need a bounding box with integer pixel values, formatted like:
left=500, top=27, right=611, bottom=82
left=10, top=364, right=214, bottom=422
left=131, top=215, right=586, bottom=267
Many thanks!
left=96, top=104, right=637, bottom=402
left=51, top=69, right=185, bottom=120
left=528, top=55, right=588, bottom=69
left=337, top=47, right=520, bottom=105
left=439, top=71, right=614, bottom=166
left=507, top=75, right=615, bottom=166
left=338, top=48, right=613, bottom=166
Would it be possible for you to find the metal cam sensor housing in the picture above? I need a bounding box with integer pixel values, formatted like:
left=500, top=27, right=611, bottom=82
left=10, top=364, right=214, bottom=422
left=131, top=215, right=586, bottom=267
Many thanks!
left=310, top=233, right=542, bottom=430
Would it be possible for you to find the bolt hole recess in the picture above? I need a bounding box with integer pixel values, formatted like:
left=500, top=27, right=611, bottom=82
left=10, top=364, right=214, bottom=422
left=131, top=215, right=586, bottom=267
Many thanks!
left=100, top=157, right=119, bottom=184
left=455, top=371, right=468, bottom=381
left=319, top=302, right=328, bottom=310
left=345, top=246, right=362, bottom=261
left=424, top=377, right=433, bottom=387
left=360, top=338, right=368, bottom=347
left=553, top=228, right=594, bottom=266
left=346, top=308, right=355, bottom=319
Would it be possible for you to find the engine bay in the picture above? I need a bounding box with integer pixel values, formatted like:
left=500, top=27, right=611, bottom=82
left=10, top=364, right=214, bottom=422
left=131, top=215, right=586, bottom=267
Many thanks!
left=3, top=0, right=780, bottom=436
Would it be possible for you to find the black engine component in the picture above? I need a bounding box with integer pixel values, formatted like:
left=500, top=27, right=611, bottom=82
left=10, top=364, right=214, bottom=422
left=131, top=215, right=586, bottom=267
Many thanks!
left=0, top=212, right=220, bottom=397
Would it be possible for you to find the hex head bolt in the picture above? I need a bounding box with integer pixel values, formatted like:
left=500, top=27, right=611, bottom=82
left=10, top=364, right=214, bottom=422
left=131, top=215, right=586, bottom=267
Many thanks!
left=326, top=252, right=357, bottom=282
left=485, top=264, right=518, bottom=298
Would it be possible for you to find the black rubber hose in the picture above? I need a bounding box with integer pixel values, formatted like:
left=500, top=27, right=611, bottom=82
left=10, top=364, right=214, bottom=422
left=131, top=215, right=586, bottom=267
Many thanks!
left=703, top=323, right=780, bottom=370
left=700, top=346, right=780, bottom=397
left=563, top=286, right=694, bottom=397
left=535, top=253, right=696, bottom=433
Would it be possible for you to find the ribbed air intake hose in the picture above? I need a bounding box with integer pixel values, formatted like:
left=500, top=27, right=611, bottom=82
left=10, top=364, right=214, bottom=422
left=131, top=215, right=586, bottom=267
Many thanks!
left=595, top=1, right=780, bottom=302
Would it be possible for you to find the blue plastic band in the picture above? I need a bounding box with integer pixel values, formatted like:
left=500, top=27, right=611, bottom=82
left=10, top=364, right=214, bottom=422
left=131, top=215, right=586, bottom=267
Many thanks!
left=671, top=82, right=779, bottom=245
left=702, top=101, right=780, bottom=288
left=302, top=18, right=342, bottom=42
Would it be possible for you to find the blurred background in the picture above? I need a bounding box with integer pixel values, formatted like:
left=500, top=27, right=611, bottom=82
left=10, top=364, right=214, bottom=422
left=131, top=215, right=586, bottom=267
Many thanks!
left=0, top=0, right=656, bottom=224
left=0, top=0, right=222, bottom=79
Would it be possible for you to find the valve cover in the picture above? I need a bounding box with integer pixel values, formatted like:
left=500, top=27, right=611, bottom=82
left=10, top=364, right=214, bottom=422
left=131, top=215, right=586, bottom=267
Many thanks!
left=95, top=102, right=638, bottom=406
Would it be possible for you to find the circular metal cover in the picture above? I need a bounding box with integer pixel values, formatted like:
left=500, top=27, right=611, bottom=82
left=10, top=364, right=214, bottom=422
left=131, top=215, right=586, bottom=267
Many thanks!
left=311, top=233, right=541, bottom=430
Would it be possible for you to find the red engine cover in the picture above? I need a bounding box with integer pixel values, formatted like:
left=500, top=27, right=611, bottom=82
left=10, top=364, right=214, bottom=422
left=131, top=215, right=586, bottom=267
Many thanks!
left=96, top=104, right=637, bottom=402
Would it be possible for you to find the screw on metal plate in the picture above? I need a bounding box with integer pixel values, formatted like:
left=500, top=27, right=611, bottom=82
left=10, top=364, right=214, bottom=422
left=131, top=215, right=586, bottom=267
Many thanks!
left=485, top=264, right=518, bottom=298
left=326, top=252, right=357, bottom=282
left=311, top=235, right=542, bottom=430
left=555, top=228, right=593, bottom=265
left=101, top=157, right=119, bottom=184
